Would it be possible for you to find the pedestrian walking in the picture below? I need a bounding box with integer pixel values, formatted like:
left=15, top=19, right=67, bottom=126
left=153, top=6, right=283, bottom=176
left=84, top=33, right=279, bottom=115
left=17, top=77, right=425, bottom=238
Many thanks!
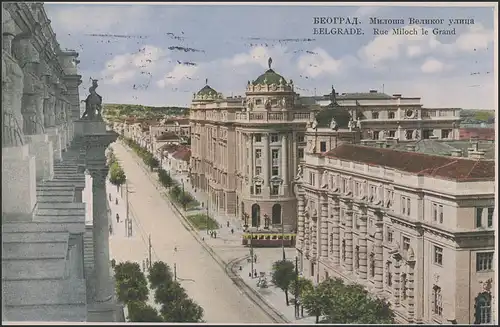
left=115, top=198, right=118, bottom=205
left=231, top=228, right=234, bottom=234
left=227, top=221, right=230, bottom=228
left=109, top=224, right=113, bottom=235
left=174, top=246, right=178, bottom=252
left=116, top=213, right=120, bottom=223
left=214, top=231, right=217, bottom=238
left=210, top=231, right=213, bottom=238
left=254, top=254, right=257, bottom=263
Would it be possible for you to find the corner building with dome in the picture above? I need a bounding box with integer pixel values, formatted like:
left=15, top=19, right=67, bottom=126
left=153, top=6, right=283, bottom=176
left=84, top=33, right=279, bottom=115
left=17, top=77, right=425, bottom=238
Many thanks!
left=189, top=65, right=325, bottom=231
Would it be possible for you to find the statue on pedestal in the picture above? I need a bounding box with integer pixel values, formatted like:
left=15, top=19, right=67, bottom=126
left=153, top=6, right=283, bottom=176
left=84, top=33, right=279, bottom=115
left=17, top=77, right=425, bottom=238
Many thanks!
left=81, top=78, right=103, bottom=120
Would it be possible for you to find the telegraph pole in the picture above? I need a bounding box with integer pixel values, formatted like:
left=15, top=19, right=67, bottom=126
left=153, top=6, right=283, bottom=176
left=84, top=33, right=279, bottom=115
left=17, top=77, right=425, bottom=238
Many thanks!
left=206, top=201, right=209, bottom=234
left=126, top=180, right=130, bottom=237
left=250, top=231, right=254, bottom=278
left=281, top=211, right=286, bottom=261
left=148, top=234, right=152, bottom=269
left=295, top=256, right=300, bottom=318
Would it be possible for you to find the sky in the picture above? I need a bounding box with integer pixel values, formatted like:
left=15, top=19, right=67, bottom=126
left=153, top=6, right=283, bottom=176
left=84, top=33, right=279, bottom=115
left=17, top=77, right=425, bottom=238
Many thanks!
left=45, top=2, right=496, bottom=109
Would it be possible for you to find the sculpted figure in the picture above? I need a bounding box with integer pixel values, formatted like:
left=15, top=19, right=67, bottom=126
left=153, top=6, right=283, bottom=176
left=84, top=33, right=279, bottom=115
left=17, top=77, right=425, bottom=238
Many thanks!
left=321, top=171, right=328, bottom=188
left=81, top=78, right=103, bottom=120
left=295, top=165, right=303, bottom=180
left=329, top=118, right=338, bottom=130
left=348, top=118, right=355, bottom=131
left=2, top=9, right=25, bottom=147
left=311, top=117, right=318, bottom=129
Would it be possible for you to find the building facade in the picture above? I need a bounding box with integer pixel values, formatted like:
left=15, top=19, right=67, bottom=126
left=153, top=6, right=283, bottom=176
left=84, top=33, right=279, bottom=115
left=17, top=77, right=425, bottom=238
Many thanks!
left=306, top=91, right=462, bottom=142
left=296, top=140, right=495, bottom=324
left=189, top=67, right=318, bottom=231
left=2, top=3, right=121, bottom=322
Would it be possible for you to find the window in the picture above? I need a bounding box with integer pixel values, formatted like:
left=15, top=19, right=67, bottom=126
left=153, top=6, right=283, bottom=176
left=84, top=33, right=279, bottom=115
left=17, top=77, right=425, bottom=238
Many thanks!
left=271, top=185, right=279, bottom=195
left=441, top=129, right=451, bottom=139
left=255, top=134, right=262, bottom=142
left=475, top=294, right=492, bottom=324
left=401, top=273, right=407, bottom=300
left=387, top=228, right=393, bottom=243
left=487, top=208, right=494, bottom=227
left=270, top=133, right=279, bottom=143
left=354, top=246, right=359, bottom=269
left=402, top=236, right=410, bottom=251
left=388, top=130, right=396, bottom=138
left=297, top=134, right=305, bottom=142
left=320, top=141, right=327, bottom=152
left=423, top=129, right=433, bottom=139
left=373, top=131, right=380, bottom=140
left=406, top=130, right=414, bottom=140
left=476, top=208, right=483, bottom=228
left=401, top=196, right=411, bottom=215
left=329, top=233, right=334, bottom=253
left=255, top=184, right=262, bottom=195
left=272, top=149, right=279, bottom=159
left=439, top=205, right=443, bottom=223
left=386, top=262, right=392, bottom=287
left=476, top=252, right=493, bottom=272
left=341, top=240, right=346, bottom=261
left=372, top=112, right=379, bottom=119
left=298, top=148, right=304, bottom=159
left=255, top=166, right=262, bottom=175
left=342, top=178, right=347, bottom=193
left=388, top=111, right=396, bottom=119
left=434, top=245, right=443, bottom=265
left=432, top=286, right=443, bottom=316
left=255, top=149, right=262, bottom=158
left=355, top=182, right=360, bottom=197
left=255, top=99, right=262, bottom=106
left=432, top=203, right=438, bottom=221
left=272, top=167, right=279, bottom=176
left=407, top=197, right=411, bottom=215
left=370, top=253, right=375, bottom=278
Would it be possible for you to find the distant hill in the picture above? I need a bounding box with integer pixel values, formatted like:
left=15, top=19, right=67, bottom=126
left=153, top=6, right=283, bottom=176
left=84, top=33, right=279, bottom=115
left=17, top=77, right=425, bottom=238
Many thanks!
left=103, top=103, right=189, bottom=119
left=460, top=109, right=495, bottom=120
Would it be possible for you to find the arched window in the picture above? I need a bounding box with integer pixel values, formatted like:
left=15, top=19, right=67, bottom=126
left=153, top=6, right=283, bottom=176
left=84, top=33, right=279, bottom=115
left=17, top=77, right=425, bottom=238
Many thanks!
left=432, top=285, right=443, bottom=316
left=251, top=204, right=260, bottom=227
left=475, top=292, right=492, bottom=324
left=272, top=204, right=282, bottom=225
left=329, top=233, right=334, bottom=253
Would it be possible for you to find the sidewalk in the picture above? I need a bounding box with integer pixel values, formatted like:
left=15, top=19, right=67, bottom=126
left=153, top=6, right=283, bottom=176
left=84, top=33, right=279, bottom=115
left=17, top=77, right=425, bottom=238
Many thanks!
left=237, top=248, right=316, bottom=324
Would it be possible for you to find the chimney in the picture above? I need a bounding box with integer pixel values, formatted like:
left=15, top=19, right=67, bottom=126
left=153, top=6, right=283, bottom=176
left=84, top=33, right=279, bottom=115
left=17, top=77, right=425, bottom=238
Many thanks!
left=405, top=144, right=416, bottom=152
left=468, top=142, right=485, bottom=160
left=450, top=149, right=462, bottom=157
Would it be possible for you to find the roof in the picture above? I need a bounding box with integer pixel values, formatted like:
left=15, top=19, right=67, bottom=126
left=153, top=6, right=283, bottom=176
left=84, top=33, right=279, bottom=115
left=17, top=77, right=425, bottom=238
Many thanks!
left=156, top=132, right=179, bottom=141
left=389, top=139, right=496, bottom=160
left=459, top=128, right=495, bottom=141
left=323, top=144, right=495, bottom=181
left=252, top=69, right=287, bottom=85
left=197, top=85, right=218, bottom=97
left=160, top=143, right=179, bottom=154
left=315, top=105, right=352, bottom=128
left=172, top=146, right=191, bottom=162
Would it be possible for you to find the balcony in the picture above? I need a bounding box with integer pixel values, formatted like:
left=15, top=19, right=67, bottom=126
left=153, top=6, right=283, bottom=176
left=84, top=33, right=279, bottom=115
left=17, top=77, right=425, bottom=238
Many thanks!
left=235, top=111, right=314, bottom=124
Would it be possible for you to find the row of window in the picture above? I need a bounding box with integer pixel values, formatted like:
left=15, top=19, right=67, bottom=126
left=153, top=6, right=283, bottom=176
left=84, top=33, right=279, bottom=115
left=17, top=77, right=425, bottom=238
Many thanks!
left=252, top=133, right=305, bottom=143
left=476, top=207, right=494, bottom=228
left=370, top=129, right=452, bottom=140
left=253, top=184, right=280, bottom=195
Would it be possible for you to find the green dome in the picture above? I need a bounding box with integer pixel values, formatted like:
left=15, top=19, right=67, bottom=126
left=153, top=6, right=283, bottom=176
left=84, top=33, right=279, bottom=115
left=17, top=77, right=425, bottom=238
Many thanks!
left=315, top=105, right=352, bottom=128
left=197, top=85, right=218, bottom=97
left=252, top=69, right=286, bottom=85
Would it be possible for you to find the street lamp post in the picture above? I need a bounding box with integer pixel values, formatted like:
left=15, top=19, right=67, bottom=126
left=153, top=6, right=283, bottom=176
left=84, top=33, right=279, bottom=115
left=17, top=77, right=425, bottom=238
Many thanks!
left=294, top=256, right=300, bottom=318
left=205, top=201, right=209, bottom=234
left=250, top=231, right=254, bottom=278
left=263, top=214, right=270, bottom=229
left=243, top=212, right=249, bottom=230
left=281, top=210, right=285, bottom=261
left=181, top=178, right=186, bottom=211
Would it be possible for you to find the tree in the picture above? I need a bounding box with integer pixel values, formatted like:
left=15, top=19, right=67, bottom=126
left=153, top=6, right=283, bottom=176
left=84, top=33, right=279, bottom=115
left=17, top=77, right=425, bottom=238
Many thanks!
left=127, top=300, right=163, bottom=322
left=321, top=283, right=394, bottom=324
left=271, top=260, right=297, bottom=306
left=290, top=276, right=314, bottom=315
left=109, top=161, right=126, bottom=192
left=114, top=261, right=149, bottom=304
left=155, top=281, right=188, bottom=309
left=162, top=297, right=204, bottom=322
left=148, top=261, right=173, bottom=290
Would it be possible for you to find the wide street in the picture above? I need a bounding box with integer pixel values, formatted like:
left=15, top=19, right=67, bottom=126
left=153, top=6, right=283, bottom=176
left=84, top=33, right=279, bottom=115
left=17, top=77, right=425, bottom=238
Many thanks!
left=107, top=141, right=274, bottom=323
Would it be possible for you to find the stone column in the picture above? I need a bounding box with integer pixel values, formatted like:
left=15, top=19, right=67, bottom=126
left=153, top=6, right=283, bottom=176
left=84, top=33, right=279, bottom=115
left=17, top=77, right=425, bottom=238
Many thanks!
left=393, top=254, right=402, bottom=307
left=344, top=201, right=354, bottom=272
left=320, top=197, right=328, bottom=258
left=331, top=198, right=340, bottom=265
left=358, top=206, right=368, bottom=280
left=262, top=133, right=270, bottom=195
left=281, top=133, right=288, bottom=194
left=249, top=134, right=254, bottom=189
left=407, top=260, right=416, bottom=322
left=297, top=186, right=305, bottom=249
left=374, top=214, right=384, bottom=290
left=304, top=211, right=310, bottom=257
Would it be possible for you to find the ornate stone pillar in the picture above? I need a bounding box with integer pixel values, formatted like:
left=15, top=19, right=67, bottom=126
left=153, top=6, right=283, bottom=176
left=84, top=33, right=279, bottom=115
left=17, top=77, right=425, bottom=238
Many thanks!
left=80, top=128, right=118, bottom=303
left=304, top=210, right=310, bottom=257
left=331, top=197, right=340, bottom=265
left=297, top=185, right=305, bottom=249
left=374, top=212, right=384, bottom=290
left=320, top=196, right=328, bottom=258
left=281, top=133, right=288, bottom=194
left=407, top=259, right=416, bottom=322
left=262, top=133, right=270, bottom=196
left=358, top=205, right=368, bottom=280
left=392, top=254, right=402, bottom=307
left=249, top=134, right=254, bottom=189
left=344, top=201, right=354, bottom=272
